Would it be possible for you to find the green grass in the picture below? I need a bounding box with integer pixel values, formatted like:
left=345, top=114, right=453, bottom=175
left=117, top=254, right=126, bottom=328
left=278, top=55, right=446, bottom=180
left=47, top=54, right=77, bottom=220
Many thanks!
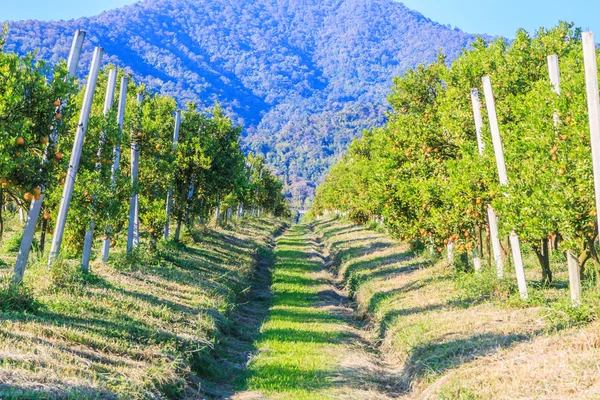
left=0, top=215, right=286, bottom=399
left=244, top=225, right=355, bottom=399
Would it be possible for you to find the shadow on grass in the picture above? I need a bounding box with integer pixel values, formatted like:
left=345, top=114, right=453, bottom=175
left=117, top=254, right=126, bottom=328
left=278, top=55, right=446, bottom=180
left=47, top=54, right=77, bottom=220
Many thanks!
left=398, top=332, right=531, bottom=392
left=246, top=364, right=331, bottom=392
left=319, top=225, right=362, bottom=240
left=260, top=327, right=361, bottom=344
left=328, top=235, right=387, bottom=252
left=333, top=241, right=391, bottom=268
left=269, top=307, right=344, bottom=323
left=0, top=383, right=116, bottom=400
left=270, top=291, right=321, bottom=307
left=342, top=251, right=414, bottom=281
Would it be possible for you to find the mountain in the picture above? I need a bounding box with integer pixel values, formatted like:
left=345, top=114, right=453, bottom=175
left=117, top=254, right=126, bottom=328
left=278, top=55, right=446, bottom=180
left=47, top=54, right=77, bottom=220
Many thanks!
left=3, top=0, right=483, bottom=207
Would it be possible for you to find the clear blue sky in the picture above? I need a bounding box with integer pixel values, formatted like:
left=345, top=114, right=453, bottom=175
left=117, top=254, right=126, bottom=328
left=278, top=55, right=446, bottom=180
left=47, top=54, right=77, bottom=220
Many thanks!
left=2, top=0, right=139, bottom=21
left=2, top=0, right=600, bottom=38
left=399, top=0, right=600, bottom=38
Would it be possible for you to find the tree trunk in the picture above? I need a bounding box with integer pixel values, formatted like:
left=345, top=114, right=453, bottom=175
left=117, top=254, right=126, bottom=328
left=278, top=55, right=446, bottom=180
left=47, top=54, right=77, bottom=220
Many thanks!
left=533, top=239, right=552, bottom=285
left=578, top=239, right=592, bottom=281
left=0, top=187, right=4, bottom=239
left=585, top=236, right=600, bottom=289
left=40, top=217, right=48, bottom=254
left=174, top=217, right=183, bottom=243
left=500, top=237, right=509, bottom=266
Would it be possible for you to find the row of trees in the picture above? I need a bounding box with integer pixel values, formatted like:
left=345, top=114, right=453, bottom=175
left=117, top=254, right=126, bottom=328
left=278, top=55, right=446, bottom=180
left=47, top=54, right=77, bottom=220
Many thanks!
left=0, top=28, right=289, bottom=284
left=310, top=23, right=600, bottom=300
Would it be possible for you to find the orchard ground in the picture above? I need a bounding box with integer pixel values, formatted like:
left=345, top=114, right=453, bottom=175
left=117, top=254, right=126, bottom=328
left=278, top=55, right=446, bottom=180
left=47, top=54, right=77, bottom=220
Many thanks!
left=2, top=214, right=600, bottom=399
left=239, top=217, right=600, bottom=399
left=0, top=213, right=286, bottom=399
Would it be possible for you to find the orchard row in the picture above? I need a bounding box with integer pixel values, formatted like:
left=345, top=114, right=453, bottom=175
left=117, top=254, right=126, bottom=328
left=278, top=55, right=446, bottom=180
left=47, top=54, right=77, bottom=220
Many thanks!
left=0, top=28, right=289, bottom=283
left=310, top=23, right=600, bottom=303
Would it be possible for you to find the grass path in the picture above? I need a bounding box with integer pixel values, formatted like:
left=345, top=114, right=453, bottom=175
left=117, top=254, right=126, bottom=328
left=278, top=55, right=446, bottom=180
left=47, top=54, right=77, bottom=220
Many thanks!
left=236, top=224, right=400, bottom=399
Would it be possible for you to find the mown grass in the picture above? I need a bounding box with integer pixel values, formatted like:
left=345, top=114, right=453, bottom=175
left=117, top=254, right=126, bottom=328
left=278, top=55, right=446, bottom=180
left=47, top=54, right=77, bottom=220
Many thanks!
left=313, top=216, right=600, bottom=398
left=0, top=215, right=286, bottom=399
left=243, top=225, right=360, bottom=399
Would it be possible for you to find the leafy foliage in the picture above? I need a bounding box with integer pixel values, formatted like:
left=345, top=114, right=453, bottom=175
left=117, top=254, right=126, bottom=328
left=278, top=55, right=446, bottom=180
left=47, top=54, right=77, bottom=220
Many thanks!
left=0, top=38, right=290, bottom=270
left=311, top=23, right=600, bottom=283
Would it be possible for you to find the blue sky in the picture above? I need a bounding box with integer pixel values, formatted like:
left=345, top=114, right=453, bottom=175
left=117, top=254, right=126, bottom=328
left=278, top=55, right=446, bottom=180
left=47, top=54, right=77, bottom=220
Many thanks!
left=400, top=0, right=600, bottom=37
left=2, top=0, right=600, bottom=38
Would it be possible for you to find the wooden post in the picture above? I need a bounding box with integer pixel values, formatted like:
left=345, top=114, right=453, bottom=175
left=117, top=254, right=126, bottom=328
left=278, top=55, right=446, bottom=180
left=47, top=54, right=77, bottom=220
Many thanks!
left=101, top=76, right=128, bottom=262
left=127, top=93, right=143, bottom=253
left=582, top=32, right=600, bottom=248
left=81, top=68, right=117, bottom=272
left=13, top=30, right=85, bottom=283
left=164, top=110, right=181, bottom=240
left=482, top=76, right=528, bottom=299
left=48, top=47, right=104, bottom=266
left=471, top=88, right=503, bottom=276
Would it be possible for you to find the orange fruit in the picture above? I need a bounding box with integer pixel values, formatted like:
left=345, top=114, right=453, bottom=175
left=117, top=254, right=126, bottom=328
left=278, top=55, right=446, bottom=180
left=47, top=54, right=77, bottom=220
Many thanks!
left=53, top=100, right=61, bottom=107
left=16, top=137, right=25, bottom=146
left=55, top=152, right=64, bottom=160
left=24, top=192, right=33, bottom=201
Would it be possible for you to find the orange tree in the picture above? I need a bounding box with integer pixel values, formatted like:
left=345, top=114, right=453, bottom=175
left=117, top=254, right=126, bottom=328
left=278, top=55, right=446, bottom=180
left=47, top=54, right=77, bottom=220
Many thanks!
left=312, top=23, right=600, bottom=284
left=137, top=93, right=177, bottom=246
left=198, top=105, right=245, bottom=220
left=44, top=68, right=130, bottom=256
left=170, top=104, right=211, bottom=240
left=0, top=27, right=76, bottom=238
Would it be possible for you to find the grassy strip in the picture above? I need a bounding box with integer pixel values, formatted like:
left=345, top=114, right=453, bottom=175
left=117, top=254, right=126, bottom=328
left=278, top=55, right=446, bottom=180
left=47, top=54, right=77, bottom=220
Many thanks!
left=243, top=225, right=358, bottom=399
left=0, top=217, right=285, bottom=399
left=313, top=217, right=600, bottom=398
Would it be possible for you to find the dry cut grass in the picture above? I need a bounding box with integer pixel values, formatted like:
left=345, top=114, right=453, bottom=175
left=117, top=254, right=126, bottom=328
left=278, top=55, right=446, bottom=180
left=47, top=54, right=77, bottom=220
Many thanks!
left=0, top=216, right=286, bottom=399
left=314, top=216, right=600, bottom=399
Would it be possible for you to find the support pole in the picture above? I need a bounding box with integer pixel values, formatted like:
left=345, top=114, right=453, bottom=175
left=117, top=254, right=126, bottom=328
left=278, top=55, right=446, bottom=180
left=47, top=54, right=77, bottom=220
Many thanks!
left=487, top=206, right=504, bottom=279
left=127, top=93, right=143, bottom=253
left=81, top=68, right=117, bottom=272
left=549, top=54, right=581, bottom=303
left=164, top=110, right=181, bottom=240
left=567, top=251, right=582, bottom=305
left=482, top=76, right=528, bottom=299
left=101, top=76, right=128, bottom=262
left=447, top=242, right=454, bottom=265
left=48, top=47, right=104, bottom=266
left=471, top=88, right=502, bottom=275
left=582, top=32, right=600, bottom=248
left=13, top=30, right=85, bottom=283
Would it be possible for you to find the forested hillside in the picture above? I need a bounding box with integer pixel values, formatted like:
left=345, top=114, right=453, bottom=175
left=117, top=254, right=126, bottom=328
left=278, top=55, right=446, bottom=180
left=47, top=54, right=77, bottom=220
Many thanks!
left=3, top=0, right=482, bottom=206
